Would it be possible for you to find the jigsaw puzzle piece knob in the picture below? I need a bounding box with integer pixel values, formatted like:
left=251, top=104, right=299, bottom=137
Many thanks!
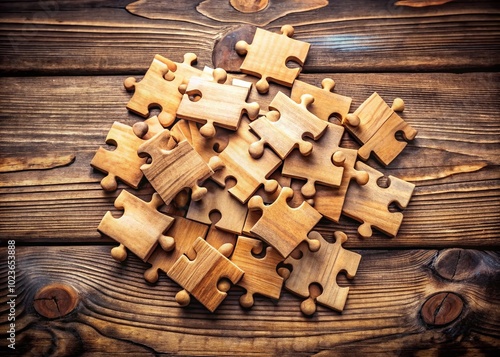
left=343, top=113, right=360, bottom=127
left=248, top=139, right=265, bottom=159
left=144, top=267, right=159, bottom=284
left=306, top=231, right=321, bottom=252
left=100, top=173, right=118, bottom=191
left=199, top=121, right=217, bottom=138
left=391, top=98, right=405, bottom=112
left=158, top=235, right=175, bottom=252
left=111, top=244, right=127, bottom=262
left=175, top=289, right=191, bottom=307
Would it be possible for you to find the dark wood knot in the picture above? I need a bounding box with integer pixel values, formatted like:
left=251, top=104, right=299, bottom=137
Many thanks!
left=421, top=292, right=464, bottom=326
left=434, top=248, right=481, bottom=280
left=33, top=283, right=79, bottom=319
left=213, top=25, right=256, bottom=72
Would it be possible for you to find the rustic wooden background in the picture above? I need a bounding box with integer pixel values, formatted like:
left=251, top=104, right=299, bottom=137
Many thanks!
left=0, top=0, right=499, bottom=355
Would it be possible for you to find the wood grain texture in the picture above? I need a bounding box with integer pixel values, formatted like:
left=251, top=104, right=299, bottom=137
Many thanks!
left=0, top=246, right=498, bottom=355
left=0, top=72, right=498, bottom=248
left=0, top=0, right=498, bottom=74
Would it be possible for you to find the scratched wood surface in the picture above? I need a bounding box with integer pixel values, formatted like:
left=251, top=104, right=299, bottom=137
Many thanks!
left=0, top=0, right=499, bottom=356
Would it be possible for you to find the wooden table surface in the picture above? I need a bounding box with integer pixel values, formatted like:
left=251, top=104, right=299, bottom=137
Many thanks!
left=1, top=0, right=499, bottom=355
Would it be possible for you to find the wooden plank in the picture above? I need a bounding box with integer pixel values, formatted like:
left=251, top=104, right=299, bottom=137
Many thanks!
left=1, top=246, right=498, bottom=355
left=0, top=0, right=498, bottom=74
left=0, top=73, right=498, bottom=248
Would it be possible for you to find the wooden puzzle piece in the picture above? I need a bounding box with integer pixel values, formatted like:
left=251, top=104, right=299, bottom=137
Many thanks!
left=177, top=76, right=260, bottom=138
left=230, top=236, right=284, bottom=308
left=138, top=130, right=224, bottom=204
left=249, top=91, right=328, bottom=160
left=211, top=117, right=281, bottom=204
left=282, top=122, right=348, bottom=197
left=170, top=120, right=229, bottom=164
left=281, top=231, right=361, bottom=315
left=291, top=78, right=352, bottom=122
left=235, top=25, right=310, bottom=94
left=91, top=121, right=147, bottom=191
left=186, top=179, right=248, bottom=234
left=123, top=54, right=179, bottom=127
left=293, top=146, right=369, bottom=223
left=144, top=216, right=209, bottom=283
left=168, top=237, right=244, bottom=312
left=132, top=115, right=168, bottom=141
left=342, top=161, right=415, bottom=238
left=98, top=190, right=175, bottom=263
left=248, top=186, right=322, bottom=258
left=343, top=92, right=417, bottom=166
left=205, top=224, right=238, bottom=254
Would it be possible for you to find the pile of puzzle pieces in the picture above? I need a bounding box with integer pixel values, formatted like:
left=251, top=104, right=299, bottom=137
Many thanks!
left=91, top=25, right=417, bottom=315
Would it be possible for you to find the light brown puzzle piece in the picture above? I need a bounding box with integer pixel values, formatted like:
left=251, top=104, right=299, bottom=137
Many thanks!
left=291, top=78, right=352, bottom=122
left=91, top=121, right=147, bottom=191
left=205, top=224, right=238, bottom=253
left=211, top=117, right=281, bottom=204
left=123, top=54, right=179, bottom=127
left=230, top=236, right=284, bottom=308
left=249, top=91, right=328, bottom=160
left=177, top=75, right=260, bottom=138
left=248, top=186, right=322, bottom=258
left=138, top=130, right=224, bottom=204
left=168, top=237, right=244, bottom=312
left=291, top=145, right=368, bottom=223
left=343, top=92, right=417, bottom=166
left=342, top=161, right=415, bottom=238
left=144, top=216, right=209, bottom=283
left=98, top=190, right=175, bottom=263
left=235, top=25, right=310, bottom=94
left=186, top=179, right=248, bottom=234
left=282, top=231, right=361, bottom=315
left=282, top=122, right=348, bottom=197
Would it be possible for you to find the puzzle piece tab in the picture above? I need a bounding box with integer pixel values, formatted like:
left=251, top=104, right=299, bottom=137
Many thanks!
left=98, top=190, right=175, bottom=263
left=138, top=130, right=224, bottom=204
left=282, top=231, right=361, bottom=315
left=342, top=161, right=415, bottom=238
left=291, top=78, right=352, bottom=122
left=177, top=76, right=260, bottom=138
left=282, top=122, right=348, bottom=197
left=249, top=91, right=328, bottom=160
left=91, top=121, right=147, bottom=191
left=248, top=187, right=322, bottom=258
left=343, top=92, right=417, bottom=166
left=212, top=117, right=281, bottom=204
left=168, top=237, right=244, bottom=312
left=230, top=236, right=284, bottom=308
left=236, top=25, right=310, bottom=94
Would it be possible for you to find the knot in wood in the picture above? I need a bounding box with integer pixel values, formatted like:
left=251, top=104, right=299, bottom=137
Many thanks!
left=213, top=25, right=256, bottom=71
left=434, top=248, right=481, bottom=281
left=33, top=283, right=79, bottom=319
left=421, top=292, right=463, bottom=327
left=230, top=0, right=269, bottom=13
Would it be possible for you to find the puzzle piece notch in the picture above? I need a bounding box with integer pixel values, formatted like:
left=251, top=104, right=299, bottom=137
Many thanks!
left=282, top=122, right=349, bottom=198
left=343, top=93, right=417, bottom=166
left=249, top=91, right=328, bottom=160
left=248, top=186, right=322, bottom=258
left=124, top=54, right=179, bottom=127
left=138, top=130, right=225, bottom=204
left=342, top=161, right=415, bottom=238
left=230, top=236, right=284, bottom=308
left=281, top=230, right=361, bottom=315
left=97, top=190, right=175, bottom=263
left=235, top=25, right=310, bottom=94
left=291, top=78, right=353, bottom=122
left=91, top=121, right=148, bottom=191
left=168, top=237, right=244, bottom=312
left=177, top=75, right=260, bottom=138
